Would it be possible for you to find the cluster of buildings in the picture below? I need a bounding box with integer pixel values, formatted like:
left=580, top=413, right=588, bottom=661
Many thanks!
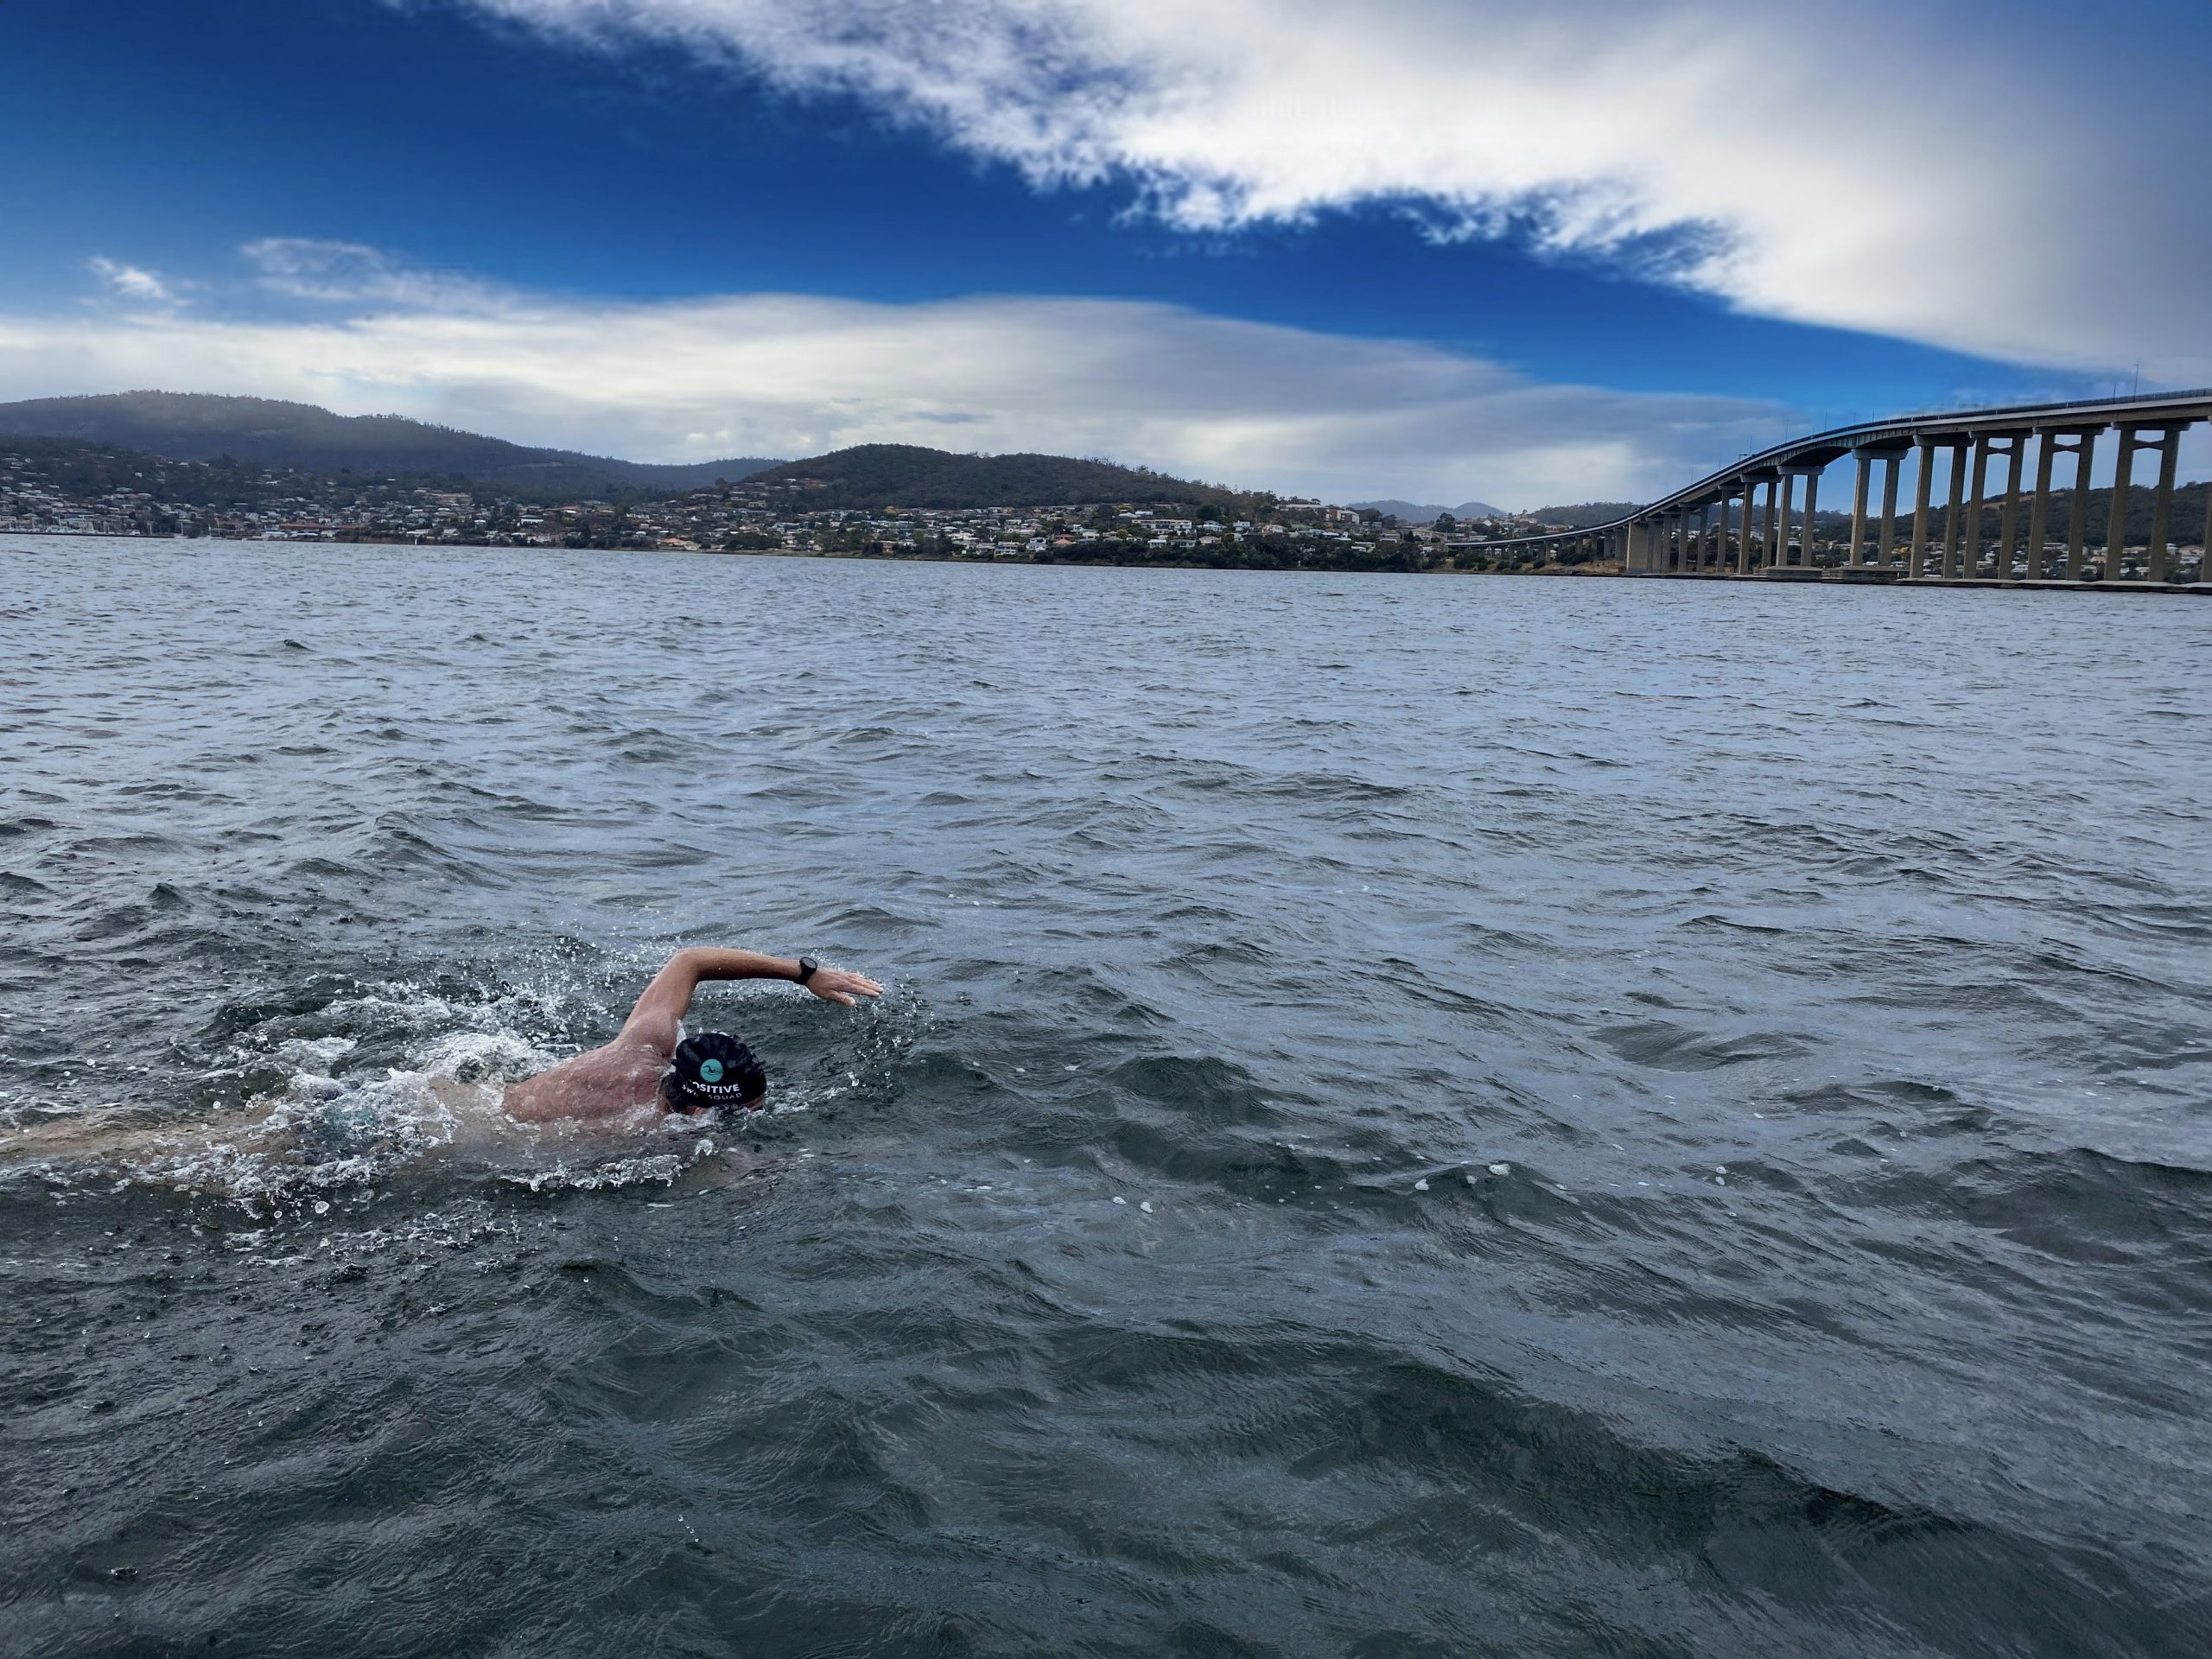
left=0, top=448, right=1593, bottom=570
left=0, top=453, right=483, bottom=543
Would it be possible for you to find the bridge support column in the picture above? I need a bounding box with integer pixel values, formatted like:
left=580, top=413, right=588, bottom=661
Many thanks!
left=1964, top=437, right=1991, bottom=577
left=2028, top=434, right=2056, bottom=579
left=1848, top=453, right=1872, bottom=566
left=1942, top=442, right=1969, bottom=578
left=1996, top=436, right=2024, bottom=580
left=2147, top=427, right=2180, bottom=583
left=2066, top=431, right=2096, bottom=580
left=1771, top=476, right=1793, bottom=566
left=1798, top=470, right=1820, bottom=567
left=2105, top=429, right=2139, bottom=580
left=1910, top=441, right=1935, bottom=575
left=2202, top=466, right=2212, bottom=585
left=1877, top=452, right=1903, bottom=567
left=1714, top=494, right=1732, bottom=577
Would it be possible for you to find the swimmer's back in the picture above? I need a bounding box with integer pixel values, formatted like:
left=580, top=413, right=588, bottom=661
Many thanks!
left=502, top=1038, right=670, bottom=1122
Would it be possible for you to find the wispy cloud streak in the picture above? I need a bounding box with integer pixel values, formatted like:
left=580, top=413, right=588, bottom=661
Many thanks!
left=88, top=257, right=185, bottom=308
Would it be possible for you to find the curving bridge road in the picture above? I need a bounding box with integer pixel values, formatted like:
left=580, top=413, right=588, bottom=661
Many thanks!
left=1494, top=389, right=2212, bottom=588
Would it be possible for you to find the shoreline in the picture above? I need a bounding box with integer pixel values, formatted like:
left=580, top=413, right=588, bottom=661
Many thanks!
left=0, top=527, right=1618, bottom=578
left=10, top=530, right=2207, bottom=590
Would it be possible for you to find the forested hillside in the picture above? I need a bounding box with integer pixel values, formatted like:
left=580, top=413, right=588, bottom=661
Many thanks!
left=748, top=444, right=1251, bottom=511
left=1522, top=501, right=1639, bottom=528
left=0, top=392, right=779, bottom=497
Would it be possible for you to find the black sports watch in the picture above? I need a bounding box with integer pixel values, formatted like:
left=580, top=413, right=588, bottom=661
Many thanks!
left=794, top=956, right=819, bottom=985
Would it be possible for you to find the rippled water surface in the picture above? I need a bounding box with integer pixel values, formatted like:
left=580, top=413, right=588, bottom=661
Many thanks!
left=3, top=537, right=2209, bottom=1657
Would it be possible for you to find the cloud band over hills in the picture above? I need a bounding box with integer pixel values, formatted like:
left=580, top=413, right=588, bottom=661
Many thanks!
left=6, top=244, right=1786, bottom=506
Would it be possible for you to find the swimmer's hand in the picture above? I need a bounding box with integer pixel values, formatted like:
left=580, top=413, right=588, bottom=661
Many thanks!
left=807, top=966, right=883, bottom=1007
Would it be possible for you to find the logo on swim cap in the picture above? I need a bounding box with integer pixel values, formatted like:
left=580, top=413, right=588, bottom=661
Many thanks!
left=664, top=1033, right=766, bottom=1115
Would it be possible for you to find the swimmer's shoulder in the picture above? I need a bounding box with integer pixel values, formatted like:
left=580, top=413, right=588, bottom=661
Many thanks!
left=504, top=1039, right=670, bottom=1122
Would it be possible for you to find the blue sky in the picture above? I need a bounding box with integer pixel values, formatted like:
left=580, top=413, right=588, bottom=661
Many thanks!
left=3, top=0, right=2206, bottom=504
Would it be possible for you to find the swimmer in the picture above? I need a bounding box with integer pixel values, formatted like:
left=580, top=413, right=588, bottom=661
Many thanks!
left=0, top=947, right=882, bottom=1169
left=504, top=947, right=881, bottom=1122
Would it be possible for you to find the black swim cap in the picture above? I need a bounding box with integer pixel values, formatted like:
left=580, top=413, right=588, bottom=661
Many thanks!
left=662, top=1032, right=767, bottom=1114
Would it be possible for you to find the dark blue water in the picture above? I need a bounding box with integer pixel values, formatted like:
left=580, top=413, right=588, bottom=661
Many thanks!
left=3, top=536, right=2209, bottom=1657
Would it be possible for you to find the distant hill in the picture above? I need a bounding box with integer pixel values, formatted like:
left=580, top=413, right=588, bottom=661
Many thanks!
left=748, top=444, right=1246, bottom=511
left=1521, top=501, right=1639, bottom=529
left=0, top=392, right=780, bottom=497
left=1351, top=498, right=1507, bottom=522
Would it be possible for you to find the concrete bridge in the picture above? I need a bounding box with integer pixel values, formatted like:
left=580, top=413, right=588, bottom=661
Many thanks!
left=1494, top=390, right=2212, bottom=588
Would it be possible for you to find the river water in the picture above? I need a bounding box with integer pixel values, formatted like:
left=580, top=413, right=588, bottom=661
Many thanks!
left=2, top=536, right=2208, bottom=1657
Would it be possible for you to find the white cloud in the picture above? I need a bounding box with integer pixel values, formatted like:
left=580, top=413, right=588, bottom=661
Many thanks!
left=241, top=238, right=517, bottom=312
left=3, top=257, right=1782, bottom=505
left=450, top=0, right=2212, bottom=383
left=87, top=257, right=184, bottom=308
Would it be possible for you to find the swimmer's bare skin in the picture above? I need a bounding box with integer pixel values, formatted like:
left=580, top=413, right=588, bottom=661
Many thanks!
left=503, top=948, right=881, bottom=1123
left=0, top=1111, right=289, bottom=1165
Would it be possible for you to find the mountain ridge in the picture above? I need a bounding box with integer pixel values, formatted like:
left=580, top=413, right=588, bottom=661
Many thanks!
left=0, top=393, right=1254, bottom=509
left=1521, top=501, right=1640, bottom=529
left=1351, top=498, right=1507, bottom=522
left=745, top=443, right=1248, bottom=511
left=0, top=391, right=781, bottom=496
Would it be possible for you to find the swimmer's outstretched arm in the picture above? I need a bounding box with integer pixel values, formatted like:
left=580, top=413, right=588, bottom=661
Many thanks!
left=618, top=947, right=884, bottom=1057
left=1, top=1109, right=289, bottom=1166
